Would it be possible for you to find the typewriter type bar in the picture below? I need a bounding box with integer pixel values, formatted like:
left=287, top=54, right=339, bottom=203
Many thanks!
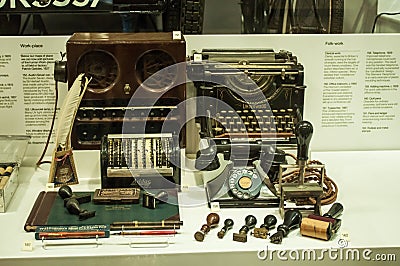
left=101, top=133, right=180, bottom=189
left=191, top=49, right=305, bottom=143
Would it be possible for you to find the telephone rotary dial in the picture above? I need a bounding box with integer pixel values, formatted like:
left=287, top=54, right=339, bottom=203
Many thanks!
left=228, top=168, right=262, bottom=200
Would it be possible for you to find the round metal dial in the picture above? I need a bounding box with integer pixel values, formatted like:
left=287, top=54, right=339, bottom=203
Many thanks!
left=228, top=168, right=262, bottom=200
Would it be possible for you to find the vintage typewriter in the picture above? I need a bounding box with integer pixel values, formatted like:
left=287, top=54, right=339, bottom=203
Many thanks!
left=191, top=49, right=305, bottom=142
left=189, top=49, right=306, bottom=207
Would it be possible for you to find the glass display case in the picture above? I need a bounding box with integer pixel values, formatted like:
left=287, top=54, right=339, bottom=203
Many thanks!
left=0, top=1, right=399, bottom=265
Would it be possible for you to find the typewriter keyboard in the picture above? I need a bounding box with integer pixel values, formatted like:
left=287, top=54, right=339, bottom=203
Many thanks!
left=212, top=108, right=297, bottom=138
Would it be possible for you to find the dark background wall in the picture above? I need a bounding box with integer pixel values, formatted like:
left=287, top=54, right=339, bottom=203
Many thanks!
left=1, top=0, right=399, bottom=35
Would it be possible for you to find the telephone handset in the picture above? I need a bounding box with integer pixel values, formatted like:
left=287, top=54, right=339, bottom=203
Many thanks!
left=196, top=138, right=284, bottom=170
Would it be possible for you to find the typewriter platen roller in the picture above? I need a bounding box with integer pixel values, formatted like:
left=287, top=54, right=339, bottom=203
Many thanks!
left=101, top=133, right=181, bottom=189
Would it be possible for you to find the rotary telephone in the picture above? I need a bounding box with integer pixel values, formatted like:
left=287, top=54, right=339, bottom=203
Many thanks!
left=195, top=120, right=315, bottom=208
left=195, top=137, right=288, bottom=208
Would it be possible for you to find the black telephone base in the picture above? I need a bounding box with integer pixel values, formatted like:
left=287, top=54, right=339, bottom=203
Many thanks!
left=205, top=186, right=279, bottom=208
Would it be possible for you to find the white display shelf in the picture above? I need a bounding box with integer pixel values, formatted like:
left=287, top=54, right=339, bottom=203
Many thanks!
left=0, top=150, right=399, bottom=266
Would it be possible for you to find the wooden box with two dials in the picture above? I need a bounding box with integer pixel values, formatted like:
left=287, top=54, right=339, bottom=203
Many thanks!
left=63, top=32, right=186, bottom=150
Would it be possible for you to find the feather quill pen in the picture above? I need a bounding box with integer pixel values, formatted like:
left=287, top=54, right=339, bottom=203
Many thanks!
left=49, top=73, right=89, bottom=186
left=55, top=73, right=89, bottom=150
